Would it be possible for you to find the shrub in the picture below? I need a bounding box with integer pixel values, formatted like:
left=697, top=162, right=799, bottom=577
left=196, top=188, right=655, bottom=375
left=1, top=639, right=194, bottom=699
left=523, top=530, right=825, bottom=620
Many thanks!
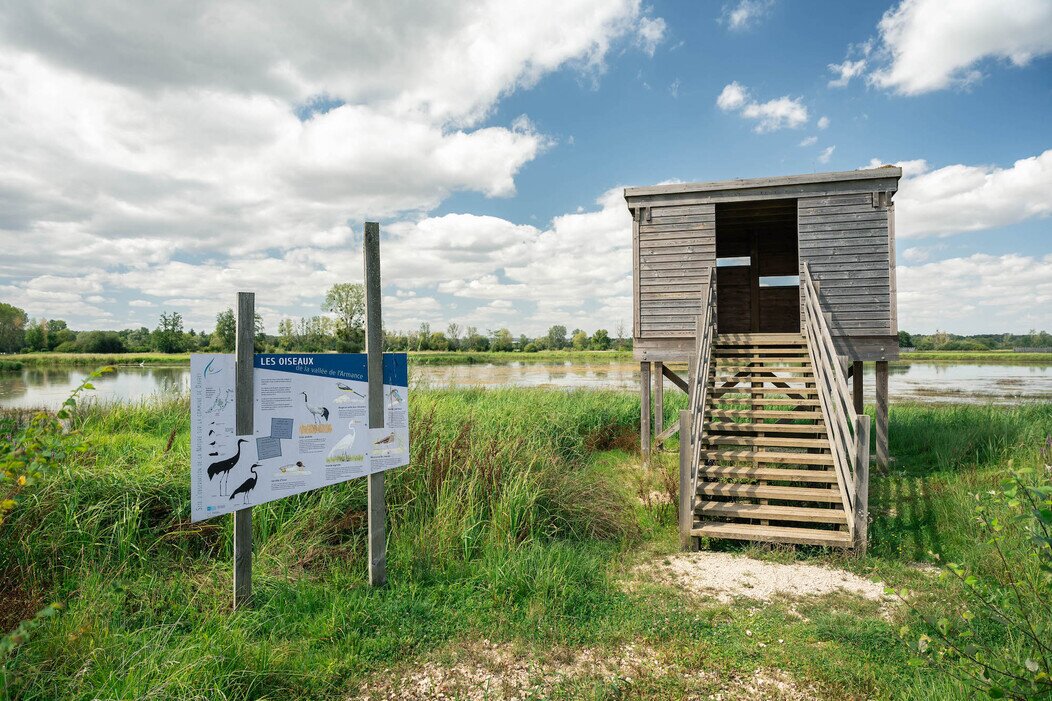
left=896, top=457, right=1052, bottom=699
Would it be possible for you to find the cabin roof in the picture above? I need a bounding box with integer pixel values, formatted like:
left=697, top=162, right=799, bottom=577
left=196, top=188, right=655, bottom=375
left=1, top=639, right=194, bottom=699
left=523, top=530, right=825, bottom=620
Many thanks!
left=624, top=166, right=902, bottom=201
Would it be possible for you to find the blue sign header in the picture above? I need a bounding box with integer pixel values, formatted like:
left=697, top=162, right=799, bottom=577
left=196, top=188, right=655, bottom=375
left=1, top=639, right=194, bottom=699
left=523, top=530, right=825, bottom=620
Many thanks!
left=253, top=353, right=408, bottom=386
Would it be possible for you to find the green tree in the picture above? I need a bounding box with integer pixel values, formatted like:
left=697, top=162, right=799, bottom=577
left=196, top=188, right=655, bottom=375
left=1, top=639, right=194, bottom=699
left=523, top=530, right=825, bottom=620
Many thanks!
left=571, top=329, right=589, bottom=350
left=546, top=325, right=567, bottom=350
left=45, top=320, right=74, bottom=350
left=898, top=330, right=913, bottom=348
left=323, top=283, right=365, bottom=351
left=153, top=311, right=184, bottom=353
left=213, top=309, right=236, bottom=352
left=74, top=331, right=126, bottom=353
left=0, top=303, right=28, bottom=353
left=446, top=323, right=461, bottom=351
left=22, top=319, right=46, bottom=352
left=591, top=328, right=610, bottom=350
left=428, top=331, right=449, bottom=351
left=492, top=328, right=513, bottom=352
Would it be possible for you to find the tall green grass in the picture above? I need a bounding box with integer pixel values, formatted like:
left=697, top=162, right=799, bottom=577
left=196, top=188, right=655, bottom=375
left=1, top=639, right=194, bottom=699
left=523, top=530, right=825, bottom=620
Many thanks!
left=1, top=392, right=1050, bottom=699
left=0, top=388, right=644, bottom=699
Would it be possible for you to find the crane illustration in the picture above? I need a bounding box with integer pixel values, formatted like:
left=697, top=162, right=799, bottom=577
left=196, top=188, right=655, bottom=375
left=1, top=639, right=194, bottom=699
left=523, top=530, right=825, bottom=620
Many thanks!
left=207, top=438, right=247, bottom=496
left=301, top=392, right=329, bottom=422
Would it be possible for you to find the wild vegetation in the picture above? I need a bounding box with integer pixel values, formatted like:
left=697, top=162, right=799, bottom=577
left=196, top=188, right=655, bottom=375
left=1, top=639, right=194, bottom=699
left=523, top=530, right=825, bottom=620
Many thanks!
left=0, top=291, right=632, bottom=358
left=1, top=384, right=1049, bottom=699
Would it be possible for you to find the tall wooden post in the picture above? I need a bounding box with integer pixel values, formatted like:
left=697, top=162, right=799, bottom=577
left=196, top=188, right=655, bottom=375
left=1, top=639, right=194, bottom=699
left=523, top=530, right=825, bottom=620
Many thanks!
left=875, top=360, right=889, bottom=471
left=653, top=361, right=664, bottom=449
left=233, top=291, right=254, bottom=609
left=364, top=222, right=387, bottom=587
left=678, top=410, right=692, bottom=550
left=852, top=360, right=864, bottom=415
left=640, top=362, right=651, bottom=462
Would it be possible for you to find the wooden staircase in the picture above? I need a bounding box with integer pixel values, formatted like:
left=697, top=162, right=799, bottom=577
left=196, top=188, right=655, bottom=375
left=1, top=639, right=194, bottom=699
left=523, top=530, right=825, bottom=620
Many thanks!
left=692, top=333, right=851, bottom=547
left=678, top=266, right=871, bottom=551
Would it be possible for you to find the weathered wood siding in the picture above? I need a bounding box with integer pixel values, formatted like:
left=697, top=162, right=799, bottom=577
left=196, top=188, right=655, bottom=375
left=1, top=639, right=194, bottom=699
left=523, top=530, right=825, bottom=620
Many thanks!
left=797, top=194, right=892, bottom=337
left=637, top=203, right=715, bottom=338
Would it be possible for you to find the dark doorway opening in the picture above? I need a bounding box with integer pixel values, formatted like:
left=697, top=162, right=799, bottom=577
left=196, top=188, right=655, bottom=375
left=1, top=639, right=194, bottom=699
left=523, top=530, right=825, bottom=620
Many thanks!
left=715, top=198, right=800, bottom=334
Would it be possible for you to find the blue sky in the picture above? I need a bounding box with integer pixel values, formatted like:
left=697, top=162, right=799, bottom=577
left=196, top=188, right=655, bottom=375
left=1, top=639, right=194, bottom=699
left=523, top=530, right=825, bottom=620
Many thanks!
left=0, top=0, right=1049, bottom=336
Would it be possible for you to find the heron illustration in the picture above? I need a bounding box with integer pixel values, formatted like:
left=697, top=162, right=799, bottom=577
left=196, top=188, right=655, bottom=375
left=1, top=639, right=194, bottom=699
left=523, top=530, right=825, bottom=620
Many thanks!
left=229, top=463, right=261, bottom=505
left=207, top=438, right=247, bottom=496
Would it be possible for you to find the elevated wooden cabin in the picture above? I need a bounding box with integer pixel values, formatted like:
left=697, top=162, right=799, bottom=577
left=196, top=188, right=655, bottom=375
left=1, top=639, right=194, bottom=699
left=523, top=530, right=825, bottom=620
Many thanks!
left=626, top=167, right=901, bottom=363
left=625, top=167, right=902, bottom=551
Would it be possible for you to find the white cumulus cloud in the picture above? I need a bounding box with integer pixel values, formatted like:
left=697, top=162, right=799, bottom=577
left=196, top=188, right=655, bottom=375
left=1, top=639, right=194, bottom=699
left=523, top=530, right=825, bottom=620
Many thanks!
left=717, top=82, right=808, bottom=133
left=868, top=0, right=1052, bottom=95
left=871, top=150, right=1052, bottom=237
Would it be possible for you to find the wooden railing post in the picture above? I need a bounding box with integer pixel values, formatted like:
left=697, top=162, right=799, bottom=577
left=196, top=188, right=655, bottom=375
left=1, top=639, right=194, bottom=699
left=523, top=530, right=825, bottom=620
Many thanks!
left=679, top=410, right=693, bottom=550
left=854, top=415, right=871, bottom=553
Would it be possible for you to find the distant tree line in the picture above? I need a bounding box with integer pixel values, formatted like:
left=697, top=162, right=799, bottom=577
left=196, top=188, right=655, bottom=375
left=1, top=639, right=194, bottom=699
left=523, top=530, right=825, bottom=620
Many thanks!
left=898, top=329, right=1052, bottom=351
left=0, top=290, right=633, bottom=355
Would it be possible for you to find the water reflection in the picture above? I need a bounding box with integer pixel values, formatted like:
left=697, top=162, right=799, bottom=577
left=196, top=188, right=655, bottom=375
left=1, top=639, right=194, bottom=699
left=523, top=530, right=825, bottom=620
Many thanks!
left=1, top=359, right=1050, bottom=410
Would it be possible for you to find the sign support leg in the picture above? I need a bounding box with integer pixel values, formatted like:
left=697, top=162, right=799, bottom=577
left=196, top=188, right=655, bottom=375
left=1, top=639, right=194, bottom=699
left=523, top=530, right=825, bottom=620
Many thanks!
left=233, top=291, right=255, bottom=609
left=364, top=222, right=387, bottom=587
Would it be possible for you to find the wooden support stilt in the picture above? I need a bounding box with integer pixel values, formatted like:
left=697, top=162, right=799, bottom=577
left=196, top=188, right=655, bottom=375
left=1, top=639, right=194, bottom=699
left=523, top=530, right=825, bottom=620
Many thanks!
left=852, top=360, right=863, bottom=415
left=875, top=360, right=889, bottom=471
left=640, top=361, right=651, bottom=462
left=654, top=361, right=664, bottom=449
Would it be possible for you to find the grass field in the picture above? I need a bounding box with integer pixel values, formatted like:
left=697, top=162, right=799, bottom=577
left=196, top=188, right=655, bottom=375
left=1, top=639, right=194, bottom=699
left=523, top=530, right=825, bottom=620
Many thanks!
left=5, top=350, right=633, bottom=369
left=900, top=350, right=1052, bottom=363
left=7, top=348, right=1052, bottom=371
left=4, top=352, right=191, bottom=367
left=1, top=389, right=1049, bottom=699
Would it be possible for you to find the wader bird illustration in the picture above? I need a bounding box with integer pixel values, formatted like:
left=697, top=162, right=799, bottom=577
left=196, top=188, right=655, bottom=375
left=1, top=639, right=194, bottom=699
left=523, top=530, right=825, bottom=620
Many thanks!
left=207, top=438, right=247, bottom=496
left=301, top=392, right=329, bottom=422
left=229, top=463, right=260, bottom=505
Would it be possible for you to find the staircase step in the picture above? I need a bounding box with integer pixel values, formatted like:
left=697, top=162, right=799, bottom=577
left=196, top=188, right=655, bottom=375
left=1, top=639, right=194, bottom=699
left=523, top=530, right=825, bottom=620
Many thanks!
left=712, top=375, right=814, bottom=384
left=708, top=409, right=825, bottom=420
left=702, top=435, right=830, bottom=449
left=696, top=482, right=842, bottom=502
left=714, top=349, right=810, bottom=357
left=714, top=366, right=815, bottom=374
left=695, top=501, right=848, bottom=524
left=716, top=334, right=806, bottom=344
left=708, top=398, right=822, bottom=407
left=698, top=449, right=834, bottom=466
left=691, top=521, right=852, bottom=548
left=706, top=421, right=828, bottom=435
left=710, top=387, right=819, bottom=396
left=714, top=355, right=811, bottom=363
left=697, top=465, right=838, bottom=483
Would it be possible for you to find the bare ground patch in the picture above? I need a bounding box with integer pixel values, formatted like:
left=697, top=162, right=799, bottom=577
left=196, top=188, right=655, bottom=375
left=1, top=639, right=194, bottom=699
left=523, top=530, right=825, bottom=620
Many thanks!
left=352, top=638, right=821, bottom=700
left=637, top=551, right=889, bottom=606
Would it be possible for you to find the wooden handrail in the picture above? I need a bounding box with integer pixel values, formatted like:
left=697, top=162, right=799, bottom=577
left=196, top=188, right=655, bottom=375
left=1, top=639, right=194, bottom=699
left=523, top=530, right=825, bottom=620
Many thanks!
left=801, top=263, right=871, bottom=547
left=684, top=267, right=717, bottom=539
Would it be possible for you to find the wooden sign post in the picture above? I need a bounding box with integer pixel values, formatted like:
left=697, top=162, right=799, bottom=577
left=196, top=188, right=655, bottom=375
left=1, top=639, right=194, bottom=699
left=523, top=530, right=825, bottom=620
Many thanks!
left=233, top=291, right=255, bottom=609
left=364, top=222, right=387, bottom=587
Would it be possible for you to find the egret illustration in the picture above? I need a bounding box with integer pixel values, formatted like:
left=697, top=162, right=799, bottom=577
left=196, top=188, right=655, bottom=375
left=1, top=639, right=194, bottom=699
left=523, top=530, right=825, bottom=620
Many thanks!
left=229, top=463, right=260, bottom=505
left=301, top=391, right=329, bottom=422
left=207, top=438, right=247, bottom=496
left=328, top=426, right=358, bottom=460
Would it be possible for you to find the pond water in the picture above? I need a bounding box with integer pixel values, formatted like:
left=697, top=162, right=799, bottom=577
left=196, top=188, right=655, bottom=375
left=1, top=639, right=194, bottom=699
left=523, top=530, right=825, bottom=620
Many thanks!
left=1, top=360, right=1051, bottom=410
